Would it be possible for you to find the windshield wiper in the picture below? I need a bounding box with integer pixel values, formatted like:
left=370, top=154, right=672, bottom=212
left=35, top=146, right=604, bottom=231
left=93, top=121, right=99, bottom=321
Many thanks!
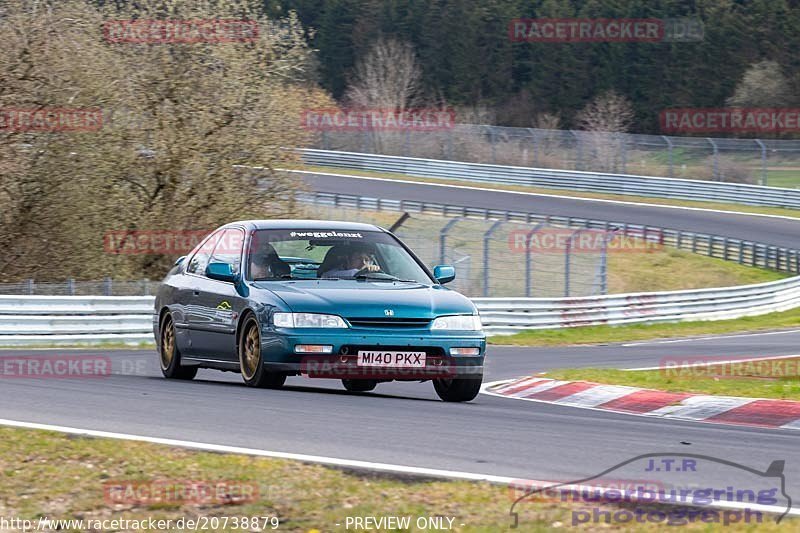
left=354, top=273, right=416, bottom=282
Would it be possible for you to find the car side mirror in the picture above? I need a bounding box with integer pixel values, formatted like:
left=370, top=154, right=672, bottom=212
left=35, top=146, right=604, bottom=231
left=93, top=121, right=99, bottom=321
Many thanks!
left=175, top=255, right=186, bottom=267
left=433, top=265, right=456, bottom=284
left=206, top=262, right=237, bottom=283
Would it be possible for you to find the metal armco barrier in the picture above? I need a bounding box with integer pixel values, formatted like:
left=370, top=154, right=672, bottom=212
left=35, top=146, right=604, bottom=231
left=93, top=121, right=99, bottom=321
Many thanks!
left=0, top=295, right=154, bottom=346
left=474, top=275, right=800, bottom=335
left=2, top=275, right=800, bottom=343
left=299, top=149, right=800, bottom=209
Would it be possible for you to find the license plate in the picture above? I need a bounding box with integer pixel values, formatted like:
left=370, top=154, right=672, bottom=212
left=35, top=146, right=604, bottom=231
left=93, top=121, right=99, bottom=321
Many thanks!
left=357, top=351, right=426, bottom=368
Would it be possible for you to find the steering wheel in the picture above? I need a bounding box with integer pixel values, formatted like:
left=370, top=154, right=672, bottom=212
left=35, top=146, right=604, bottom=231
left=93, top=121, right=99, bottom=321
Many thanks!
left=354, top=265, right=382, bottom=277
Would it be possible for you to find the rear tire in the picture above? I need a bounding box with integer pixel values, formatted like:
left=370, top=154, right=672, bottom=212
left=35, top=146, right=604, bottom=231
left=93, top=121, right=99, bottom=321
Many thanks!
left=433, top=376, right=482, bottom=402
left=159, top=313, right=197, bottom=380
left=342, top=379, right=377, bottom=392
left=239, top=315, right=286, bottom=389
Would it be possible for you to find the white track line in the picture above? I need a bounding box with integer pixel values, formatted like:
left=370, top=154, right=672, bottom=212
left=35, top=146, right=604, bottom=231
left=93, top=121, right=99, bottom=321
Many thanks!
left=284, top=168, right=800, bottom=223
left=1, top=417, right=796, bottom=518
left=622, top=329, right=800, bottom=347
left=0, top=418, right=513, bottom=484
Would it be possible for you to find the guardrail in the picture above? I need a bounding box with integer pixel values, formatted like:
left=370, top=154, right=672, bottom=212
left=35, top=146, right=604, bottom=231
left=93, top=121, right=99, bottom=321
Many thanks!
left=0, top=295, right=154, bottom=346
left=299, top=148, right=800, bottom=209
left=473, top=276, right=800, bottom=335
left=2, top=275, right=799, bottom=344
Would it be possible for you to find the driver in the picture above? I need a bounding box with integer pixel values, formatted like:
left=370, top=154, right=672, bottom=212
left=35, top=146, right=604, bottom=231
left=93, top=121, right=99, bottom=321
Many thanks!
left=321, top=246, right=380, bottom=279
left=250, top=243, right=290, bottom=280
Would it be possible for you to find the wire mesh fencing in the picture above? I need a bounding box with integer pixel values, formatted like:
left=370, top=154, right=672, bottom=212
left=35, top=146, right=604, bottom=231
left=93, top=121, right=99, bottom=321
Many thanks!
left=312, top=124, right=800, bottom=187
left=303, top=203, right=610, bottom=298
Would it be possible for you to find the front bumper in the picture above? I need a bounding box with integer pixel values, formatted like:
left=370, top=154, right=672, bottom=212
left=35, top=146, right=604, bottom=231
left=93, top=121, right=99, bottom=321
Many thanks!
left=261, top=328, right=485, bottom=378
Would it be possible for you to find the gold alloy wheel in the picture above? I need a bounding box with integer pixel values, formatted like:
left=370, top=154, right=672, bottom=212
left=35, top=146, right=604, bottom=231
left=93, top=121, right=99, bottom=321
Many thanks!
left=160, top=318, right=175, bottom=370
left=241, top=324, right=260, bottom=380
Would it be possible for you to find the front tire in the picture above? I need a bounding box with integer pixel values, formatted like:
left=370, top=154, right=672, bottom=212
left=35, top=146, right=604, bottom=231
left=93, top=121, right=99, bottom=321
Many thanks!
left=239, top=315, right=286, bottom=389
left=159, top=313, right=197, bottom=380
left=433, top=376, right=482, bottom=402
left=342, top=379, right=377, bottom=392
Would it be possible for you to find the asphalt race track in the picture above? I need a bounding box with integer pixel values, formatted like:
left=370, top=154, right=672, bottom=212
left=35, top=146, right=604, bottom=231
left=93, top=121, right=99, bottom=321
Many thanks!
left=300, top=171, right=800, bottom=249
left=3, top=175, right=800, bottom=514
left=1, top=337, right=800, bottom=497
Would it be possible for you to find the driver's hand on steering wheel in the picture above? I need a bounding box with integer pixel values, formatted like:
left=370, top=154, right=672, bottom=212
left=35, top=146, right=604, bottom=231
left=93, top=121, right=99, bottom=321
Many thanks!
left=361, top=258, right=380, bottom=272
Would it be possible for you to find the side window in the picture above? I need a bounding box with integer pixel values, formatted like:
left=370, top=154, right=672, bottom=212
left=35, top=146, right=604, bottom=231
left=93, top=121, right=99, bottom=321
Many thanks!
left=186, top=231, right=222, bottom=275
left=209, top=228, right=245, bottom=276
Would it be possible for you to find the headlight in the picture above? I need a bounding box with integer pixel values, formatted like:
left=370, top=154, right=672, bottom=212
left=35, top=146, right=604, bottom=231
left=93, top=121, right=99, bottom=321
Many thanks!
left=273, top=312, right=348, bottom=328
left=431, top=315, right=482, bottom=331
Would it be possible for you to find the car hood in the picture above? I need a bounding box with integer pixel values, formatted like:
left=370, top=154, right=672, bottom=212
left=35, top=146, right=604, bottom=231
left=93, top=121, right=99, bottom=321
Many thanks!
left=253, top=280, right=476, bottom=319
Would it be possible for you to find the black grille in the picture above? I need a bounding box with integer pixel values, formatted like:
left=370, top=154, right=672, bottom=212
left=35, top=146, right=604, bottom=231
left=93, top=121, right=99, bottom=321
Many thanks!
left=346, top=317, right=432, bottom=328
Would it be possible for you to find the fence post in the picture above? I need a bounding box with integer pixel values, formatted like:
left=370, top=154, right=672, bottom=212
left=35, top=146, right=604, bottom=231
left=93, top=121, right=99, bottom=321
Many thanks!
left=482, top=220, right=503, bottom=297
left=67, top=278, right=75, bottom=296
left=618, top=132, right=627, bottom=173
left=439, top=218, right=461, bottom=265
left=565, top=229, right=586, bottom=297
left=707, top=138, right=719, bottom=181
left=524, top=222, right=546, bottom=297
left=755, top=139, right=767, bottom=186
left=404, top=129, right=411, bottom=157
left=530, top=128, right=538, bottom=166
left=446, top=129, right=454, bottom=160
left=104, top=277, right=113, bottom=296
left=662, top=136, right=674, bottom=178
left=142, top=279, right=148, bottom=295
left=26, top=279, right=34, bottom=295
left=571, top=130, right=582, bottom=170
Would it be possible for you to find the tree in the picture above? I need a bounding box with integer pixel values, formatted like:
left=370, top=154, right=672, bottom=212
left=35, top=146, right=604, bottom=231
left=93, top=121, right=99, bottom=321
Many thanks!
left=726, top=60, right=795, bottom=107
left=576, top=91, right=635, bottom=171
left=344, top=36, right=424, bottom=154
left=0, top=0, right=333, bottom=282
left=344, top=36, right=423, bottom=110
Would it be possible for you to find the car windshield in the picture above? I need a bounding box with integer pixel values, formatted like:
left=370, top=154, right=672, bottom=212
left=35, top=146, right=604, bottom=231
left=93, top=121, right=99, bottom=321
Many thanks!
left=247, top=229, right=433, bottom=284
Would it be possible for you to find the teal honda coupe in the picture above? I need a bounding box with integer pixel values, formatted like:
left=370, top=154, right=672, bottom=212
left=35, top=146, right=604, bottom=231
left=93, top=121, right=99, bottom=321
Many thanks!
left=154, top=220, right=486, bottom=402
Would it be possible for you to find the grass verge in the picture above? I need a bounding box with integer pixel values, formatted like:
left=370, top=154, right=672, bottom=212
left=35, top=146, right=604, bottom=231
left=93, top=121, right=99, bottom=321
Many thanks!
left=607, top=248, right=785, bottom=294
left=543, top=357, right=800, bottom=401
left=489, top=307, right=800, bottom=347
left=293, top=164, right=800, bottom=220
left=0, top=427, right=793, bottom=531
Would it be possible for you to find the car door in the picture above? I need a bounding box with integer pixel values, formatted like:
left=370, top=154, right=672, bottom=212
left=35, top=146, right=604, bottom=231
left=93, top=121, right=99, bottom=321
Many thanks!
left=183, top=230, right=223, bottom=356
left=189, top=227, right=246, bottom=361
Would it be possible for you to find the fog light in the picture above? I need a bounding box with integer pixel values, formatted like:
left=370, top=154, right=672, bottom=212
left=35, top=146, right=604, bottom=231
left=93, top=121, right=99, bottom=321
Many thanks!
left=449, top=347, right=480, bottom=356
left=295, top=345, right=333, bottom=354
